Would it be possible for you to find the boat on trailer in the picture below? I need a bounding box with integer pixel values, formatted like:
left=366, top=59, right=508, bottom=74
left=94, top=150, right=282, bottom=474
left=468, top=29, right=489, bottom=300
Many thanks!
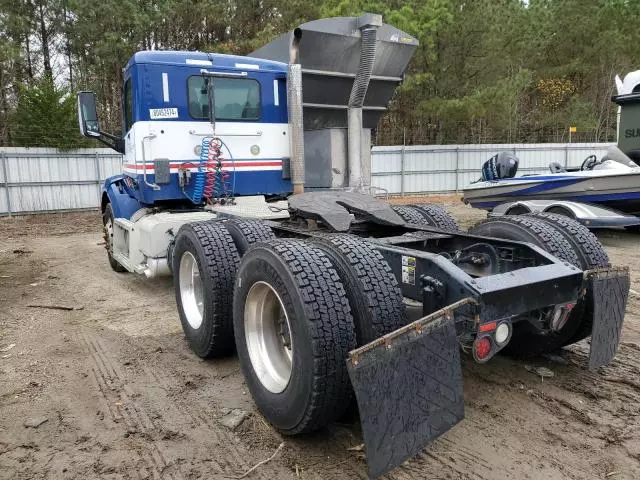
left=462, top=71, right=640, bottom=228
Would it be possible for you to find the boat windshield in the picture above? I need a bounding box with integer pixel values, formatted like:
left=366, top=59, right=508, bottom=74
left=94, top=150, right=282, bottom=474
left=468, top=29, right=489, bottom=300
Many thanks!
left=603, top=146, right=638, bottom=168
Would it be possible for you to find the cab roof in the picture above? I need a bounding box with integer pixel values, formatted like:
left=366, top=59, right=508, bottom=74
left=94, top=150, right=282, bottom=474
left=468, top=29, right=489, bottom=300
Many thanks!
left=126, top=50, right=287, bottom=73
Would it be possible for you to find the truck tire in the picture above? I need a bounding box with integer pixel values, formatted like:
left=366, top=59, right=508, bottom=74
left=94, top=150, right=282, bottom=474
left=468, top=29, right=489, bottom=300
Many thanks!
left=391, top=205, right=431, bottom=224
left=310, top=234, right=408, bottom=345
left=525, top=212, right=610, bottom=270
left=233, top=240, right=356, bottom=435
left=173, top=221, right=239, bottom=358
left=225, top=219, right=276, bottom=256
left=102, top=203, right=127, bottom=272
left=526, top=212, right=610, bottom=345
left=469, top=216, right=582, bottom=356
left=469, top=216, right=580, bottom=267
left=410, top=204, right=460, bottom=232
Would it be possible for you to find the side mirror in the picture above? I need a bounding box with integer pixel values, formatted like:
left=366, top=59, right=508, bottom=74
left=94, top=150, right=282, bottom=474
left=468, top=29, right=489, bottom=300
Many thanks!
left=77, top=91, right=101, bottom=137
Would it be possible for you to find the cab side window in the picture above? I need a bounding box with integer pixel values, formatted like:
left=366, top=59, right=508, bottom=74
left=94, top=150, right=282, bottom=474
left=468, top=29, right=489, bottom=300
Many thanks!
left=124, top=78, right=133, bottom=132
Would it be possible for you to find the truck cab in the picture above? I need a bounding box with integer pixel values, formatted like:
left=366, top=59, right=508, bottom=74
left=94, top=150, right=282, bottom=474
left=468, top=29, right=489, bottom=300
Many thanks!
left=82, top=51, right=292, bottom=215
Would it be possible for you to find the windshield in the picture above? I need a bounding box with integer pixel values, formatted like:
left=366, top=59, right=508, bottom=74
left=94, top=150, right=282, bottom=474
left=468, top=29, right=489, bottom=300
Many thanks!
left=603, top=146, right=639, bottom=168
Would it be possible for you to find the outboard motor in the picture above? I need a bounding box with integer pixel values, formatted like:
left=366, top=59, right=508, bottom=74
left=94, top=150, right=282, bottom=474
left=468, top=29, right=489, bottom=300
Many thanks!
left=480, top=152, right=519, bottom=182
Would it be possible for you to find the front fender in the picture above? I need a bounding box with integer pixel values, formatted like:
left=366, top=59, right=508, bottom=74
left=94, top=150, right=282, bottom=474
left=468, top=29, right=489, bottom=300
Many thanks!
left=102, top=175, right=146, bottom=220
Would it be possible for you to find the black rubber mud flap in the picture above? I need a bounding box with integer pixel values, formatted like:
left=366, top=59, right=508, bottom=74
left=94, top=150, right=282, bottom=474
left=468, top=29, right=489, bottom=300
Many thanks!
left=347, top=307, right=466, bottom=479
left=588, top=267, right=630, bottom=370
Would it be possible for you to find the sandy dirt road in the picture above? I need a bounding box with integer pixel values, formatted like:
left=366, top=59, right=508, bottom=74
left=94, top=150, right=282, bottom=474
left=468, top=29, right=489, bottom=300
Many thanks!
left=1, top=203, right=640, bottom=480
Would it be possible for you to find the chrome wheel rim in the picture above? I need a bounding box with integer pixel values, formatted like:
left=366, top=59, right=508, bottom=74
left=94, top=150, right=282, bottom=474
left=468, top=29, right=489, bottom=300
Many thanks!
left=244, top=281, right=293, bottom=393
left=104, top=217, right=114, bottom=253
left=179, top=252, right=204, bottom=329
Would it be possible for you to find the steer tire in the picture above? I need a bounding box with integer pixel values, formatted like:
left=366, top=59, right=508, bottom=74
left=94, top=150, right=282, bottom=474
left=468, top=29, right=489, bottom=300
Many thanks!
left=233, top=240, right=356, bottom=435
left=102, top=203, right=127, bottom=272
left=411, top=204, right=460, bottom=232
left=310, top=234, right=408, bottom=345
left=526, top=212, right=610, bottom=345
left=391, top=205, right=431, bottom=224
left=225, top=219, right=276, bottom=256
left=469, top=216, right=582, bottom=356
left=173, top=221, right=239, bottom=358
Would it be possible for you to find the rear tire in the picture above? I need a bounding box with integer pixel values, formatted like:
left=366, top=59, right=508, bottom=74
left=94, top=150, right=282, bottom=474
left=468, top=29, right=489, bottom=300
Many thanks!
left=526, top=212, right=609, bottom=270
left=411, top=204, right=460, bottom=232
left=310, top=234, right=408, bottom=345
left=173, top=221, right=239, bottom=358
left=391, top=205, right=431, bottom=224
left=102, top=203, right=127, bottom=272
left=225, top=219, right=276, bottom=256
left=526, top=212, right=610, bottom=345
left=469, top=216, right=582, bottom=356
left=233, top=240, right=356, bottom=435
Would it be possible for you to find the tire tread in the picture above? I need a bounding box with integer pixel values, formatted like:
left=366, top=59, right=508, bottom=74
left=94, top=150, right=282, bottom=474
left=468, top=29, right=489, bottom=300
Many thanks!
left=412, top=203, right=460, bottom=232
left=238, top=240, right=356, bottom=434
left=311, top=234, right=408, bottom=344
left=175, top=221, right=239, bottom=358
left=225, top=219, right=275, bottom=255
left=391, top=205, right=430, bottom=224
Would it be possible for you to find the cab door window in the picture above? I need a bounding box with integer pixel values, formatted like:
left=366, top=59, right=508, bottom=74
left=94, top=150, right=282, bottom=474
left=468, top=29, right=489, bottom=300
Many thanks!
left=124, top=78, right=133, bottom=132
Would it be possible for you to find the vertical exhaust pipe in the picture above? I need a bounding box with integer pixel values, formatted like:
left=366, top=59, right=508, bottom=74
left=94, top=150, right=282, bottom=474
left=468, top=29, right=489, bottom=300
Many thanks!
left=288, top=28, right=305, bottom=195
left=348, top=14, right=381, bottom=190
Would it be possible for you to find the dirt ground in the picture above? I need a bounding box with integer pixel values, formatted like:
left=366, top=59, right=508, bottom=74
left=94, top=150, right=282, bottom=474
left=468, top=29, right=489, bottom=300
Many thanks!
left=2, top=200, right=640, bottom=480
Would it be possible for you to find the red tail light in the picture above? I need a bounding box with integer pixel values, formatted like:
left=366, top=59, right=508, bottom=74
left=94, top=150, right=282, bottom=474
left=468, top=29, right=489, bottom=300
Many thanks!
left=474, top=336, right=492, bottom=362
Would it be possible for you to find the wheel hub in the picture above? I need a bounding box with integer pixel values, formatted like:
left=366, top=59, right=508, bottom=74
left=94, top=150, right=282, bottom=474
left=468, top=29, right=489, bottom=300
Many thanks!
left=244, top=281, right=293, bottom=393
left=179, top=252, right=204, bottom=329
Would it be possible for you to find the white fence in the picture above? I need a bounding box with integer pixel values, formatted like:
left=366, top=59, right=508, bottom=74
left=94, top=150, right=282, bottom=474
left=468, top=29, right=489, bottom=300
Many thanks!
left=0, top=143, right=615, bottom=215
left=0, top=147, right=122, bottom=215
left=370, top=143, right=615, bottom=196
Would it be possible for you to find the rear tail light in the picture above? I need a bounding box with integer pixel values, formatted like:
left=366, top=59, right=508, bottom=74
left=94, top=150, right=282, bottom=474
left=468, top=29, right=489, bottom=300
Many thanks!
left=473, top=336, right=492, bottom=362
left=478, top=321, right=497, bottom=333
left=550, top=303, right=575, bottom=332
left=494, top=322, right=511, bottom=346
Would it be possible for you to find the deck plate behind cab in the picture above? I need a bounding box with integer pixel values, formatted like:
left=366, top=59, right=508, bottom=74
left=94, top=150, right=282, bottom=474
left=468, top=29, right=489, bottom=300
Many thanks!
left=288, top=191, right=404, bottom=231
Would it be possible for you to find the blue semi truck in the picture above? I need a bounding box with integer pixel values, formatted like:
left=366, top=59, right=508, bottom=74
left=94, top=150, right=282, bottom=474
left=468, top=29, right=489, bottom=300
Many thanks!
left=77, top=15, right=630, bottom=479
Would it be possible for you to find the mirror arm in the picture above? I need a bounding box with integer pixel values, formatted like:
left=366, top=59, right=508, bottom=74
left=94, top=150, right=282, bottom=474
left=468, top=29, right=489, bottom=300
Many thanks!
left=95, top=131, right=125, bottom=154
left=99, top=130, right=120, bottom=141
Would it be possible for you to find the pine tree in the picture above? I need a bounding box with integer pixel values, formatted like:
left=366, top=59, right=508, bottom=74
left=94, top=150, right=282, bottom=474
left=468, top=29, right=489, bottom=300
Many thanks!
left=12, top=76, right=86, bottom=149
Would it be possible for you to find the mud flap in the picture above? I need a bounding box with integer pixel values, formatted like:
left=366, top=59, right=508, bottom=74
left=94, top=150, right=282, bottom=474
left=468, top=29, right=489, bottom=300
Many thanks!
left=587, top=267, right=630, bottom=370
left=347, top=308, right=465, bottom=479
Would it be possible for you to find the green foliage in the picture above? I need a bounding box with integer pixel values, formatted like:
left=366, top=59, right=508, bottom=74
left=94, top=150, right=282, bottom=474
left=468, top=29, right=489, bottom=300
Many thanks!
left=12, top=77, right=87, bottom=149
left=3, top=0, right=640, bottom=146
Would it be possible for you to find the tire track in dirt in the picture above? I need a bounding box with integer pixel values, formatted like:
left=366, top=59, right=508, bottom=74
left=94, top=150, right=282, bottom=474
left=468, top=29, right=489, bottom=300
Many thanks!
left=140, top=363, right=261, bottom=477
left=80, top=331, right=185, bottom=480
left=81, top=329, right=276, bottom=479
left=383, top=433, right=494, bottom=480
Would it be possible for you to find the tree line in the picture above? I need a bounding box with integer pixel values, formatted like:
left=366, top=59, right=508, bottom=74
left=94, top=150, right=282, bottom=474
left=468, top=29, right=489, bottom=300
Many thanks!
left=1, top=0, right=639, bottom=149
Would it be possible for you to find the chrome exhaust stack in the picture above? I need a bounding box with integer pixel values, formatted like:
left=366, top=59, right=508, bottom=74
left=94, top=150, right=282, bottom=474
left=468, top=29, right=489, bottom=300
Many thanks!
left=288, top=28, right=305, bottom=195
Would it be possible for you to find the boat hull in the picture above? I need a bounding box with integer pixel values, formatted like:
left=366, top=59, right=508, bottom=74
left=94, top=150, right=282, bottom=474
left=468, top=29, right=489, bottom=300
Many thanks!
left=463, top=172, right=640, bottom=215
